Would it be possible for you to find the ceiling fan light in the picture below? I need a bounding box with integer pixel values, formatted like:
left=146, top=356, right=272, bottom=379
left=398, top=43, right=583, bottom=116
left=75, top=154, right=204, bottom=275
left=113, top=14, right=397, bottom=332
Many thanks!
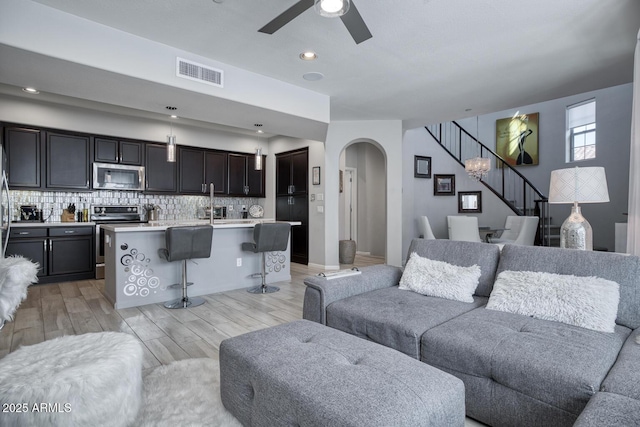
left=314, top=0, right=349, bottom=17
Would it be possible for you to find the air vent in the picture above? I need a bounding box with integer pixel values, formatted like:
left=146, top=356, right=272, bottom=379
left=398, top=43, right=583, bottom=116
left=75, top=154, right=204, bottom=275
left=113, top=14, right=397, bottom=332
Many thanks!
left=176, top=57, right=223, bottom=88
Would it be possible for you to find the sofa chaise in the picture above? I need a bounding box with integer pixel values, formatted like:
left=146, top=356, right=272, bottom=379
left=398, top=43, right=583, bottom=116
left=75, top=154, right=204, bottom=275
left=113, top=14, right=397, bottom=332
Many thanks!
left=303, top=239, right=640, bottom=426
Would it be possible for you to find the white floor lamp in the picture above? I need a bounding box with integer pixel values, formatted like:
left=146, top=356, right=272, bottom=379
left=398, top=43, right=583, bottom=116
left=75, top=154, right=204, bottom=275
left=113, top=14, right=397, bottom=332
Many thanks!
left=548, top=166, right=610, bottom=250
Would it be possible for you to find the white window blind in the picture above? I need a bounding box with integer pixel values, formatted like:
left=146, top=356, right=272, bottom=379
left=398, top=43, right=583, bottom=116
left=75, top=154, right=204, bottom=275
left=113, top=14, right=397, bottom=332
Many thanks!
left=567, top=100, right=595, bottom=128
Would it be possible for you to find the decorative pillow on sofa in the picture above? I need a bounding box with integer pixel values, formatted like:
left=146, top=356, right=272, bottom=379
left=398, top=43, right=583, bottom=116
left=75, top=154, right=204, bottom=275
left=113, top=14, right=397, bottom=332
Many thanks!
left=486, top=270, right=620, bottom=333
left=399, top=252, right=481, bottom=303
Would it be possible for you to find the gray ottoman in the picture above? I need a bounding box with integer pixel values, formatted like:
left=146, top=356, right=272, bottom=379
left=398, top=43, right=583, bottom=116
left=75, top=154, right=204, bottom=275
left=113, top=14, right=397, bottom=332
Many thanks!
left=220, top=320, right=465, bottom=426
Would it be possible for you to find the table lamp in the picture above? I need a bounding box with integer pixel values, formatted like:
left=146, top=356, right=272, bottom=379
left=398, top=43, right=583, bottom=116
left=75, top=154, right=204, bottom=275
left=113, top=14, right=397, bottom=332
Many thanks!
left=548, top=166, right=609, bottom=250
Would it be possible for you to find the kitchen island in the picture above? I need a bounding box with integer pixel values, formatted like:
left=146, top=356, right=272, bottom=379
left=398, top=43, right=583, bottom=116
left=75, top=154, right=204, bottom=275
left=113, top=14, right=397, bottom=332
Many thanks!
left=101, top=219, right=300, bottom=309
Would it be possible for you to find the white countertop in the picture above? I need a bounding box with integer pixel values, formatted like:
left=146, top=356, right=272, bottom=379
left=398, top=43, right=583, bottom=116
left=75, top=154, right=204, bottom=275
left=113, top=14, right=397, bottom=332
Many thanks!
left=100, top=219, right=301, bottom=232
left=11, top=221, right=96, bottom=227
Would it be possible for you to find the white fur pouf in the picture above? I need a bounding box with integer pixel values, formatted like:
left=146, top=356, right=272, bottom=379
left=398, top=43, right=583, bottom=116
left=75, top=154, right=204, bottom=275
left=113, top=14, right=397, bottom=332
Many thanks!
left=0, top=332, right=143, bottom=427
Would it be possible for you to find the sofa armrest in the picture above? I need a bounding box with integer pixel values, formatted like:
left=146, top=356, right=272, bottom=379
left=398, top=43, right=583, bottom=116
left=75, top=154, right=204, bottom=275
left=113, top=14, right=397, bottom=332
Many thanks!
left=302, top=264, right=402, bottom=325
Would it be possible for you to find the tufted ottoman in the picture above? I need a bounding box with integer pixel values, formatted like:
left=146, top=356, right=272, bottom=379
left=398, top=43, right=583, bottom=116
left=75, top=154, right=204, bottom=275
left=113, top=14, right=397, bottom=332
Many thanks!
left=220, top=320, right=465, bottom=426
left=0, top=332, right=143, bottom=427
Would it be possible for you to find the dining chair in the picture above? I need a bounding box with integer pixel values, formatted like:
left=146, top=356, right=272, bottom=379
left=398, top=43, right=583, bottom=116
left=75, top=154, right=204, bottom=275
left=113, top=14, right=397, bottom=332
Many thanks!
left=447, top=215, right=482, bottom=242
left=491, top=216, right=539, bottom=246
left=417, top=216, right=436, bottom=239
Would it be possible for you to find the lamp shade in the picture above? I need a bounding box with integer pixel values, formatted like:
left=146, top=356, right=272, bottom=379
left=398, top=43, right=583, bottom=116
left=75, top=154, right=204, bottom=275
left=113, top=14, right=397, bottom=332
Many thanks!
left=548, top=167, right=609, bottom=204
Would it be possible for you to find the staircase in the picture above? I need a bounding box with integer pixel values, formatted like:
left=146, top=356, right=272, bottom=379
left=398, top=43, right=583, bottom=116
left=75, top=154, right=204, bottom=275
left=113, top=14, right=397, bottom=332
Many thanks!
left=425, top=121, right=551, bottom=246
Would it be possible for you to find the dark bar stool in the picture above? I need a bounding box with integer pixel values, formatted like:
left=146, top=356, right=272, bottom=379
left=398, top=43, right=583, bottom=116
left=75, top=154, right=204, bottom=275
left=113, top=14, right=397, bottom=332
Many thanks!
left=242, top=222, right=291, bottom=294
left=158, top=225, right=213, bottom=309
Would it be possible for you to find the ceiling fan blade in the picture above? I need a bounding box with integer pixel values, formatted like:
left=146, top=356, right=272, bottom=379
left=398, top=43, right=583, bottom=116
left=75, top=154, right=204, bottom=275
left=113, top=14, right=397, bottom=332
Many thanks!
left=258, top=0, right=314, bottom=34
left=340, top=1, right=372, bottom=44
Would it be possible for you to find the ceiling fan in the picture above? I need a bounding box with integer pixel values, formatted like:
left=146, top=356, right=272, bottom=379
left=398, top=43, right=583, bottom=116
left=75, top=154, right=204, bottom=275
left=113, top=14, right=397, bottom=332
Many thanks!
left=258, top=0, right=372, bottom=45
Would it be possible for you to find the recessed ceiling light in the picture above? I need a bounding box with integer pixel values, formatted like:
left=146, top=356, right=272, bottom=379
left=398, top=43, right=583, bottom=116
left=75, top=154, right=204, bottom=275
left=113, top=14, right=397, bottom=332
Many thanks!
left=299, top=51, right=317, bottom=61
left=22, top=87, right=40, bottom=94
left=257, top=130, right=264, bottom=134
left=302, top=72, right=324, bottom=81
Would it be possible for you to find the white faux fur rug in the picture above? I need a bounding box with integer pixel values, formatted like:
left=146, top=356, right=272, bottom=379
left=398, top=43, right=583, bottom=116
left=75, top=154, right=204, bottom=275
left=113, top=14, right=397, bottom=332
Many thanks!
left=136, top=358, right=241, bottom=427
left=135, top=358, right=486, bottom=426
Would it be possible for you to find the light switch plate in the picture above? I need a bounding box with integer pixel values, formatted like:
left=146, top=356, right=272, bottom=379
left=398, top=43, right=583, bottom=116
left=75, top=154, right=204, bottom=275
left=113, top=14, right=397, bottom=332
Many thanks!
left=317, top=193, right=324, bottom=201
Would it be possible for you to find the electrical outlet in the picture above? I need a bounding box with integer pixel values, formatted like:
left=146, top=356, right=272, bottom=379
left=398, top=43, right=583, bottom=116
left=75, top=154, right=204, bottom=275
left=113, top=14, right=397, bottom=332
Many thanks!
left=317, top=205, right=324, bottom=213
left=228, top=205, right=234, bottom=211
left=236, top=258, right=242, bottom=267
left=310, top=194, right=316, bottom=201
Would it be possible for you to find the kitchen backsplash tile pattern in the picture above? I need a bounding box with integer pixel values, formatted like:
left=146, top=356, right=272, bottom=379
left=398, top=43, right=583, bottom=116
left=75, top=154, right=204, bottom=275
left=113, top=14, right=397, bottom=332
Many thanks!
left=11, top=191, right=260, bottom=222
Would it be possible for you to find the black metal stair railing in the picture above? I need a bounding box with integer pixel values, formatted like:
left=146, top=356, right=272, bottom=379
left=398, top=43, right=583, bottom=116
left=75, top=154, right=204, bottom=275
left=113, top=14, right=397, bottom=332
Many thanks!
left=425, top=121, right=551, bottom=246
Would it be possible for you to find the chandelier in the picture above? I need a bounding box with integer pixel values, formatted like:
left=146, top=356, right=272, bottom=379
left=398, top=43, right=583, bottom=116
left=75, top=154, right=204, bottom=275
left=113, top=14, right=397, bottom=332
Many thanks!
left=464, top=157, right=490, bottom=181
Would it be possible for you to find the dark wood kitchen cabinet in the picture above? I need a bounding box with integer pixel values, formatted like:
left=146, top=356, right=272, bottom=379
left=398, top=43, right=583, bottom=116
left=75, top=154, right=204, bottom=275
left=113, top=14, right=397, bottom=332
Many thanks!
left=145, top=143, right=177, bottom=193
left=178, top=147, right=227, bottom=195
left=4, top=126, right=42, bottom=189
left=95, top=138, right=143, bottom=165
left=46, top=131, right=92, bottom=190
left=6, top=226, right=95, bottom=284
left=228, top=153, right=265, bottom=197
left=275, top=148, right=308, bottom=264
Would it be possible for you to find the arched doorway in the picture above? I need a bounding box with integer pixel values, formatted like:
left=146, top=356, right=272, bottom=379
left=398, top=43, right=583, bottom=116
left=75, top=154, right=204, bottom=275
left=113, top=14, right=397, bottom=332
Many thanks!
left=339, top=141, right=387, bottom=261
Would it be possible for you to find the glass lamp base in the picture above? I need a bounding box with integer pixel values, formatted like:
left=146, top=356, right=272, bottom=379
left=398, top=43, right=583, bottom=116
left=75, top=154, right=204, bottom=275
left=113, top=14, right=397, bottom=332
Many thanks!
left=560, top=204, right=592, bottom=251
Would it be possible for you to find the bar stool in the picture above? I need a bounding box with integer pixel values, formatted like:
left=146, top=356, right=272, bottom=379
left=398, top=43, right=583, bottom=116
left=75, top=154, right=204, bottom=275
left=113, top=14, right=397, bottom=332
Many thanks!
left=158, top=225, right=213, bottom=309
left=242, top=222, right=291, bottom=294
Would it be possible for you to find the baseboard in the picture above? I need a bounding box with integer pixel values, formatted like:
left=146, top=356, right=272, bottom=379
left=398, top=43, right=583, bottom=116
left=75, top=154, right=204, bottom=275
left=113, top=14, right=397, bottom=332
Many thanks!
left=308, top=263, right=340, bottom=271
left=356, top=251, right=371, bottom=255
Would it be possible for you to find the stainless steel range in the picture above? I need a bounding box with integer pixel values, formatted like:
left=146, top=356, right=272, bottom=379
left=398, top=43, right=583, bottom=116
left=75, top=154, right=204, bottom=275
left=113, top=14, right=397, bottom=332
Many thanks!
left=92, top=205, right=146, bottom=279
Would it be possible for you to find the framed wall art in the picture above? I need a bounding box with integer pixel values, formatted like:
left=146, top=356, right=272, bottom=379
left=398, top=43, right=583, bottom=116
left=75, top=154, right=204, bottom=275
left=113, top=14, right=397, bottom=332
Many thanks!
left=434, top=174, right=455, bottom=196
left=414, top=156, right=432, bottom=178
left=458, top=191, right=482, bottom=213
left=495, top=112, right=539, bottom=167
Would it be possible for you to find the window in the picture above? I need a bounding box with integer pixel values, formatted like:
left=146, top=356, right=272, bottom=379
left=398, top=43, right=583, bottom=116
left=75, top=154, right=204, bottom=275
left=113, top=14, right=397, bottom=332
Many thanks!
left=566, top=99, right=596, bottom=162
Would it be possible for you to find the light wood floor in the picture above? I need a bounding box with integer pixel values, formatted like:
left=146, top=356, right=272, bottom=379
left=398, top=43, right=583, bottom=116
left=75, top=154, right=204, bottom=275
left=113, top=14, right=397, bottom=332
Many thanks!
left=0, top=254, right=384, bottom=371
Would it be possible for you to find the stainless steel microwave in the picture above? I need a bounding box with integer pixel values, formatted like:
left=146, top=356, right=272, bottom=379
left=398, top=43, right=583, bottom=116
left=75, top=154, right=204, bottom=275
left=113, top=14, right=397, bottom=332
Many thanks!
left=93, top=162, right=145, bottom=191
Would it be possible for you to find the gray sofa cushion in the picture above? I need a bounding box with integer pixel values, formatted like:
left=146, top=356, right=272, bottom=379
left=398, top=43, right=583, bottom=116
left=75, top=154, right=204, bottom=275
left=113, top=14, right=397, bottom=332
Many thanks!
left=601, top=328, right=640, bottom=400
left=327, top=286, right=487, bottom=359
left=303, top=264, right=403, bottom=324
left=573, top=392, right=640, bottom=427
left=421, top=308, right=631, bottom=425
left=406, top=238, right=501, bottom=297
left=497, top=244, right=640, bottom=329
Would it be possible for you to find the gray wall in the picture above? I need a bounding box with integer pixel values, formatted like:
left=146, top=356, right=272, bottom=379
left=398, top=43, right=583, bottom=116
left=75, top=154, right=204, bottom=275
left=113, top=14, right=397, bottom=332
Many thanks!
left=344, top=143, right=386, bottom=257
left=403, top=83, right=633, bottom=257
left=402, top=128, right=513, bottom=262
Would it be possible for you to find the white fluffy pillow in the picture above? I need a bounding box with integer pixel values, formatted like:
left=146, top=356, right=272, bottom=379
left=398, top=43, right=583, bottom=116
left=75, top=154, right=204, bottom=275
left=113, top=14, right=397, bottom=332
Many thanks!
left=486, top=270, right=620, bottom=333
left=399, top=252, right=481, bottom=303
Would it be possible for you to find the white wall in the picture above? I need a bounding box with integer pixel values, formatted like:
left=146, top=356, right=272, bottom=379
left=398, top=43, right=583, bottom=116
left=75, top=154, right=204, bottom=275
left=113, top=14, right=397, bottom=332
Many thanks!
left=402, top=128, right=513, bottom=262
left=266, top=136, right=326, bottom=267
left=0, top=94, right=268, bottom=154
left=403, top=83, right=633, bottom=255
left=325, top=120, right=403, bottom=268
left=344, top=143, right=386, bottom=257
left=456, top=83, right=632, bottom=251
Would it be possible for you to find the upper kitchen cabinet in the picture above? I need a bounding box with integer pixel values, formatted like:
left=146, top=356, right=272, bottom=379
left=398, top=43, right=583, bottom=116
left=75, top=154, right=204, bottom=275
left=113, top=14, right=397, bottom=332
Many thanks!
left=276, top=148, right=308, bottom=196
left=46, top=131, right=92, bottom=190
left=145, top=143, right=177, bottom=193
left=178, top=147, right=227, bottom=195
left=4, top=126, right=42, bottom=189
left=227, top=153, right=265, bottom=197
left=95, top=138, right=143, bottom=165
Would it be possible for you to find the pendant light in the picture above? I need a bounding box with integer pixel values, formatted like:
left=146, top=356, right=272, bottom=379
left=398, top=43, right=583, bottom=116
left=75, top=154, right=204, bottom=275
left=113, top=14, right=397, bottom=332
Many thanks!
left=255, top=148, right=263, bottom=171
left=166, top=122, right=176, bottom=163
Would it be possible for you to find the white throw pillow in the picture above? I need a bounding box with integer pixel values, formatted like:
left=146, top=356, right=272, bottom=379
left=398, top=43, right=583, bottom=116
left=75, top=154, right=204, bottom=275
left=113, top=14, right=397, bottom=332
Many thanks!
left=399, top=252, right=481, bottom=303
left=486, top=270, right=620, bottom=333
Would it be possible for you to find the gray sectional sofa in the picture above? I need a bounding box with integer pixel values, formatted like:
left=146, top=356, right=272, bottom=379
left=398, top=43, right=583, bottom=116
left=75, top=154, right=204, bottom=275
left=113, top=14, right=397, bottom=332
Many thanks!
left=303, top=239, right=640, bottom=427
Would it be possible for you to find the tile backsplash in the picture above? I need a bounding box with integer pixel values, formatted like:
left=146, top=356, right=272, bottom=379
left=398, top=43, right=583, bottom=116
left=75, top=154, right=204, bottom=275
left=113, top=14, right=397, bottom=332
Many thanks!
left=10, top=190, right=261, bottom=222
